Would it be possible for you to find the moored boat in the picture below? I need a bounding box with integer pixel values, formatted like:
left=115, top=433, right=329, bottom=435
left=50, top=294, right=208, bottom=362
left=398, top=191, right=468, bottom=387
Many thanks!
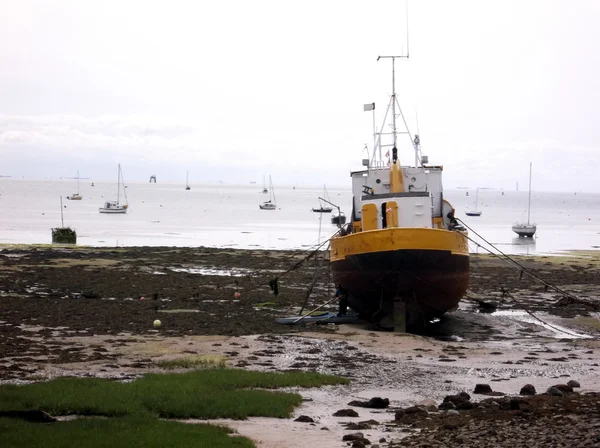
left=512, top=162, right=536, bottom=238
left=99, top=164, right=128, bottom=214
left=329, top=55, right=469, bottom=331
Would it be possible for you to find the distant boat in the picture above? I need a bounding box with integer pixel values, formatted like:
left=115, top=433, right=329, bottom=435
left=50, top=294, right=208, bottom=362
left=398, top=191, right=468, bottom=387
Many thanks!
left=259, top=176, right=276, bottom=210
left=331, top=211, right=346, bottom=226
left=185, top=171, right=191, bottom=190
left=99, top=164, right=128, bottom=214
left=465, top=188, right=482, bottom=216
left=312, top=185, right=333, bottom=213
left=52, top=196, right=76, bottom=244
left=261, top=175, right=268, bottom=194
left=512, top=162, right=536, bottom=238
left=67, top=170, right=82, bottom=200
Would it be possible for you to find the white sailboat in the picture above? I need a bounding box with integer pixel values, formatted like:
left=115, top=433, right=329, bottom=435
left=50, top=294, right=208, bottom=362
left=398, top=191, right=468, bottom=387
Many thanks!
left=185, top=171, right=191, bottom=190
left=259, top=176, right=277, bottom=210
left=312, top=185, right=333, bottom=213
left=465, top=188, right=482, bottom=217
left=99, top=164, right=129, bottom=214
left=512, top=162, right=536, bottom=238
left=67, top=170, right=82, bottom=200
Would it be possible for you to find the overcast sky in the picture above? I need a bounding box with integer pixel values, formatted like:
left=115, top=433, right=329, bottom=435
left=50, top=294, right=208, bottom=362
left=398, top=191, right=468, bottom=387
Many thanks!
left=1, top=0, right=600, bottom=192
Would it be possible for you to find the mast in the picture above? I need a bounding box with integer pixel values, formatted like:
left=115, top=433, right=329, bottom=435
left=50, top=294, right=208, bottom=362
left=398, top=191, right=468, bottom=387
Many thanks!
left=117, top=164, right=120, bottom=203
left=60, top=196, right=64, bottom=227
left=77, top=169, right=80, bottom=195
left=527, top=162, right=532, bottom=225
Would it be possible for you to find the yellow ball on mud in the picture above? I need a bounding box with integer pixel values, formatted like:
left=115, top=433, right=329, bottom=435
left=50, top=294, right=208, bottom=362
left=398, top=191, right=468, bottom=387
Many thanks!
left=153, top=319, right=161, bottom=328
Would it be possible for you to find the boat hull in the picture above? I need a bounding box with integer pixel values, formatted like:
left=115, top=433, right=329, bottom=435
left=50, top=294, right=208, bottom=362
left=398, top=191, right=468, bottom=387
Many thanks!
left=99, top=207, right=127, bottom=214
left=330, top=228, right=469, bottom=328
left=512, top=225, right=536, bottom=238
left=465, top=211, right=481, bottom=217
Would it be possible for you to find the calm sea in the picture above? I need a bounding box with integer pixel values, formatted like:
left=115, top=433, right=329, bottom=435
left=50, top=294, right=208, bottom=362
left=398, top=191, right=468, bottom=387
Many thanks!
left=0, top=179, right=599, bottom=255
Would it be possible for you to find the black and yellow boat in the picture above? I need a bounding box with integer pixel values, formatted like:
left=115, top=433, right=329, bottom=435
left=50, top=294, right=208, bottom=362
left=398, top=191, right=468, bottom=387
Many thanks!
left=330, top=56, right=469, bottom=330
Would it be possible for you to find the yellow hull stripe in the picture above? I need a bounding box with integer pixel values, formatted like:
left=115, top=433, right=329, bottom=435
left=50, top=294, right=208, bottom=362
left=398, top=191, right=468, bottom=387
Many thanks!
left=330, top=228, right=469, bottom=262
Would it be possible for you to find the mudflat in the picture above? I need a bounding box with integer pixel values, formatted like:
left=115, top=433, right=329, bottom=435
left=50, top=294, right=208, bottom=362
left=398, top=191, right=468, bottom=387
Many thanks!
left=1, top=245, right=600, bottom=447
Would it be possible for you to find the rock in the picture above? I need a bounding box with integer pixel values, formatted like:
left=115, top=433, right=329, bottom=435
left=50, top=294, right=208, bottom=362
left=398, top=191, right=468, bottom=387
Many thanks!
left=443, top=392, right=471, bottom=406
left=379, top=438, right=387, bottom=443
left=294, top=415, right=315, bottom=423
left=438, top=401, right=455, bottom=410
left=394, top=410, right=405, bottom=421
left=567, top=380, right=580, bottom=388
left=473, top=384, right=493, bottom=394
left=405, top=406, right=428, bottom=415
left=520, top=384, right=537, bottom=395
left=347, top=397, right=389, bottom=409
left=333, top=409, right=359, bottom=417
left=456, top=401, right=475, bottom=410
left=82, top=290, right=100, bottom=299
left=547, top=387, right=564, bottom=397
left=351, top=441, right=366, bottom=448
left=448, top=409, right=460, bottom=416
left=552, top=384, right=574, bottom=393
left=342, top=432, right=365, bottom=441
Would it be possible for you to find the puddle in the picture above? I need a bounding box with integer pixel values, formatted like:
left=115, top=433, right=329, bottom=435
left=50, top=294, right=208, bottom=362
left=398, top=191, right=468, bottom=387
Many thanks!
left=491, top=310, right=593, bottom=339
left=167, top=266, right=256, bottom=277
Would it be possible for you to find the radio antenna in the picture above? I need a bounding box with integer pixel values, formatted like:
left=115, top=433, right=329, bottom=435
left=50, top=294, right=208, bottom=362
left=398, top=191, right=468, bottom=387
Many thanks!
left=405, top=0, right=410, bottom=59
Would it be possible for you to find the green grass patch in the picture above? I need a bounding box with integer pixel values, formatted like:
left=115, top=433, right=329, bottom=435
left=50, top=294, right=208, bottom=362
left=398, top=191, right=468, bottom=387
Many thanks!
left=571, top=316, right=600, bottom=331
left=0, top=368, right=348, bottom=420
left=0, top=416, right=254, bottom=448
left=156, top=354, right=226, bottom=369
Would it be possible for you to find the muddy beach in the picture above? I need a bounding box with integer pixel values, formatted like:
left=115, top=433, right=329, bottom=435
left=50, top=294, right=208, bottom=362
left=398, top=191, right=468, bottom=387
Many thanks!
left=1, top=245, right=600, bottom=447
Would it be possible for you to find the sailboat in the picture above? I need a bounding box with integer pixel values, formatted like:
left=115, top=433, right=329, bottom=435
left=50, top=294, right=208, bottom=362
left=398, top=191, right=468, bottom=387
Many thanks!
left=99, top=164, right=129, bottom=214
left=465, top=188, right=482, bottom=216
left=259, top=176, right=276, bottom=210
left=328, top=54, right=469, bottom=330
left=512, top=162, right=536, bottom=238
left=52, top=196, right=77, bottom=244
left=67, top=170, right=82, bottom=200
left=261, top=175, right=268, bottom=194
left=185, top=171, right=191, bottom=190
left=312, top=185, right=333, bottom=213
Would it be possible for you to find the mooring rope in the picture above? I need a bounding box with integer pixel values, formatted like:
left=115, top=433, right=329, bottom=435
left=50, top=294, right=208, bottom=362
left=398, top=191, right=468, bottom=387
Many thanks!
left=457, top=218, right=582, bottom=302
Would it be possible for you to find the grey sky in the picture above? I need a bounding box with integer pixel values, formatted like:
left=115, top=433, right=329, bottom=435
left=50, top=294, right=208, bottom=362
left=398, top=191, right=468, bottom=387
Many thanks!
left=1, top=0, right=599, bottom=192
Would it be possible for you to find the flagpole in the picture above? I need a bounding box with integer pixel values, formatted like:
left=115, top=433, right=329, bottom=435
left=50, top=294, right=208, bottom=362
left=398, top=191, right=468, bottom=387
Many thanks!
left=371, top=103, right=376, bottom=162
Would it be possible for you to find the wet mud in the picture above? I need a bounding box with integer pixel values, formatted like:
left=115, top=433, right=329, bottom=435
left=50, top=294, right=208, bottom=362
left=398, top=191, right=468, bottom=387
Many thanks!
left=1, top=246, right=600, bottom=447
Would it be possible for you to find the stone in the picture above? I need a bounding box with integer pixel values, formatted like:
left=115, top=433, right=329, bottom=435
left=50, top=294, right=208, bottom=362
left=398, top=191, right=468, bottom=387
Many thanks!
left=342, top=432, right=364, bottom=441
left=552, top=384, right=574, bottom=393
left=567, top=380, right=581, bottom=388
left=405, top=406, right=428, bottom=415
left=473, top=384, right=493, bottom=394
left=347, top=397, right=389, bottom=409
left=456, top=401, right=475, bottom=410
left=438, top=401, right=456, bottom=410
left=520, top=384, right=537, bottom=395
left=294, top=415, right=315, bottom=423
left=547, top=387, right=564, bottom=397
left=447, top=410, right=460, bottom=416
left=333, top=409, right=359, bottom=417
left=394, top=410, right=405, bottom=421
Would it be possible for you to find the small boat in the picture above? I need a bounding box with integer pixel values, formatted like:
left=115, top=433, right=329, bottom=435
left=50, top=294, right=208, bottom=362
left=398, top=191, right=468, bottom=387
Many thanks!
left=52, top=196, right=76, bottom=244
left=185, top=171, right=191, bottom=190
left=465, top=188, right=482, bottom=216
left=99, top=164, right=128, bottom=214
left=67, top=170, right=82, bottom=200
left=512, top=162, right=536, bottom=238
left=312, top=185, right=333, bottom=213
left=329, top=55, right=469, bottom=331
left=331, top=211, right=346, bottom=225
left=259, top=176, right=277, bottom=210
